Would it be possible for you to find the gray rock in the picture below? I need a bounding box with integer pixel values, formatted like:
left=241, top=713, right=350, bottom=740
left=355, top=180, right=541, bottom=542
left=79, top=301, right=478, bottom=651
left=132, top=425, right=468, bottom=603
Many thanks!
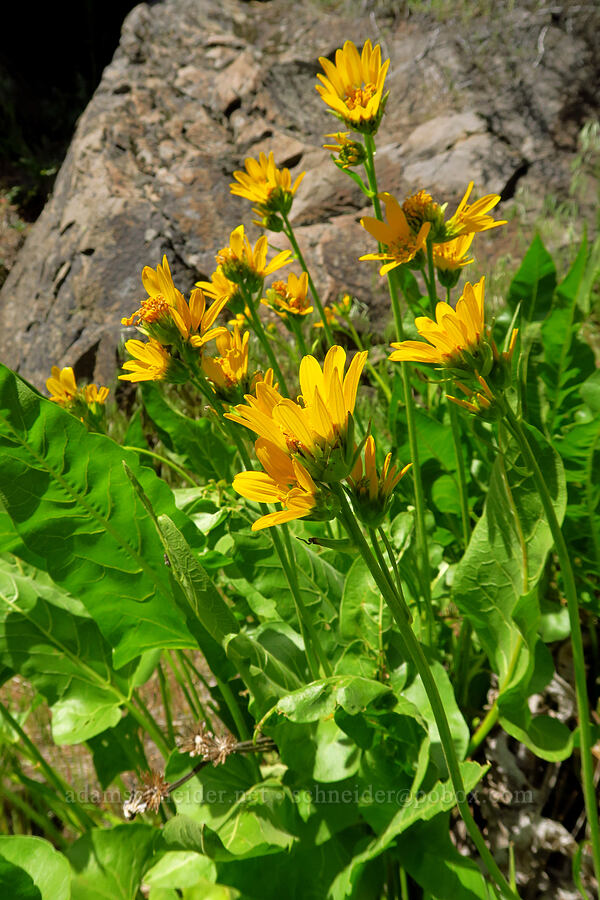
left=1, top=0, right=597, bottom=388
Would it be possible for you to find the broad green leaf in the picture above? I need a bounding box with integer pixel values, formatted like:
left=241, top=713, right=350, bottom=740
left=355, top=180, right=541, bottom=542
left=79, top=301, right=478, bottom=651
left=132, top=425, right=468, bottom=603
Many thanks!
left=339, top=558, right=392, bottom=659
left=224, top=630, right=304, bottom=716
left=142, top=383, right=234, bottom=481
left=0, top=836, right=71, bottom=900
left=87, top=714, right=148, bottom=788
left=507, top=233, right=556, bottom=321
left=260, top=676, right=393, bottom=726
left=143, top=851, right=216, bottom=889
left=0, top=555, right=134, bottom=743
left=329, top=761, right=487, bottom=898
left=580, top=369, right=600, bottom=412
left=68, top=825, right=160, bottom=900
left=0, top=365, right=195, bottom=666
left=396, top=813, right=498, bottom=899
left=452, top=424, right=566, bottom=686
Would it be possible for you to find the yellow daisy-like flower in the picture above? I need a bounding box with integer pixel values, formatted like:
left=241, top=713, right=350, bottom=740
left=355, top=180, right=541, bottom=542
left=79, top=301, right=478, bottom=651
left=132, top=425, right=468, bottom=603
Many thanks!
left=432, top=233, right=475, bottom=272
left=121, top=255, right=184, bottom=329
left=46, top=367, right=109, bottom=411
left=262, top=272, right=313, bottom=318
left=197, top=268, right=242, bottom=310
left=202, top=324, right=249, bottom=395
left=119, top=339, right=171, bottom=383
left=230, top=151, right=305, bottom=219
left=444, top=182, right=507, bottom=240
left=226, top=345, right=367, bottom=482
left=216, top=225, right=292, bottom=292
left=360, top=193, right=431, bottom=275
left=46, top=366, right=78, bottom=406
left=389, top=277, right=487, bottom=368
left=173, top=287, right=228, bottom=350
left=233, top=438, right=320, bottom=531
left=348, top=435, right=412, bottom=527
left=316, top=40, right=390, bottom=133
left=84, top=384, right=110, bottom=405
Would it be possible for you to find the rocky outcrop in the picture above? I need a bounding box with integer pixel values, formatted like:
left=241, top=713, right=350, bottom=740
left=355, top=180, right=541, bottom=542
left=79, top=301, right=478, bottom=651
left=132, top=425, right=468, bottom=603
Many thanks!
left=0, top=0, right=597, bottom=387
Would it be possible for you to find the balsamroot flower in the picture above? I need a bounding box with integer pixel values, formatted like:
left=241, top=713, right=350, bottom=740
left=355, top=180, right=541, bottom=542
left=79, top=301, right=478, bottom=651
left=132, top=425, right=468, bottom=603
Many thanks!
left=226, top=345, right=367, bottom=482
left=230, top=151, right=305, bottom=225
left=348, top=435, right=412, bottom=527
left=432, top=233, right=475, bottom=288
left=46, top=366, right=109, bottom=410
left=323, top=132, right=366, bottom=168
left=233, top=439, right=324, bottom=531
left=216, top=225, right=292, bottom=293
left=119, top=338, right=173, bottom=383
left=389, top=278, right=489, bottom=369
left=197, top=268, right=244, bottom=313
left=316, top=40, right=390, bottom=133
left=121, top=255, right=183, bottom=331
left=444, top=182, right=507, bottom=240
left=263, top=272, right=313, bottom=319
left=360, top=193, right=431, bottom=274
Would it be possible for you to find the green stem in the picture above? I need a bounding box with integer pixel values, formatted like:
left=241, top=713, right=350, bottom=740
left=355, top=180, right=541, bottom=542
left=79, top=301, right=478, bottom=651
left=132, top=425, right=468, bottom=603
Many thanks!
left=333, top=485, right=521, bottom=900
left=177, top=651, right=210, bottom=721
left=0, top=701, right=96, bottom=832
left=242, top=285, right=289, bottom=396
left=425, top=239, right=438, bottom=317
left=363, top=132, right=433, bottom=639
left=127, top=692, right=172, bottom=759
left=503, top=403, right=600, bottom=883
left=165, top=651, right=203, bottom=721
left=346, top=320, right=392, bottom=402
left=289, top=314, right=309, bottom=357
left=273, top=526, right=320, bottom=680
left=157, top=662, right=176, bottom=746
left=122, top=446, right=200, bottom=486
left=281, top=211, right=334, bottom=345
left=0, top=778, right=68, bottom=849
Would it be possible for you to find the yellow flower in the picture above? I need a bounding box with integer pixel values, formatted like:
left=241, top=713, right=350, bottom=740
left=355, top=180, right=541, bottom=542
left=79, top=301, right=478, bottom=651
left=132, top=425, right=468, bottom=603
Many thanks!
left=46, top=366, right=78, bottom=406
left=216, top=225, right=292, bottom=291
left=230, top=151, right=305, bottom=219
left=432, top=233, right=475, bottom=272
left=226, top=345, right=367, bottom=481
left=233, top=439, right=320, bottom=531
left=46, top=367, right=109, bottom=410
left=174, top=288, right=228, bottom=350
left=197, top=268, right=242, bottom=310
left=323, top=132, right=366, bottom=168
left=316, top=40, right=390, bottom=133
left=389, top=277, right=488, bottom=368
left=360, top=193, right=431, bottom=275
left=119, top=339, right=171, bottom=383
left=202, top=325, right=249, bottom=396
left=84, top=384, right=110, bottom=405
left=262, top=272, right=313, bottom=318
left=444, top=182, right=506, bottom=240
left=348, top=435, right=412, bottom=527
left=121, top=255, right=184, bottom=329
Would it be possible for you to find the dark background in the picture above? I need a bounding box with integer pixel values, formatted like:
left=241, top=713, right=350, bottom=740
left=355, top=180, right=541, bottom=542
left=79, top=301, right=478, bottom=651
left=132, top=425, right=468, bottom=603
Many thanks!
left=0, top=0, right=139, bottom=218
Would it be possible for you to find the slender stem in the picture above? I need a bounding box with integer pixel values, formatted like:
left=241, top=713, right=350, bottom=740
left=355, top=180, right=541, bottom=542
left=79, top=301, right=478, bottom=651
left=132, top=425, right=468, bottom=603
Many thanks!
left=332, top=485, right=521, bottom=900
left=157, top=662, right=176, bottom=746
left=289, top=314, right=309, bottom=357
left=503, top=404, right=600, bottom=882
left=165, top=651, right=203, bottom=721
left=272, top=526, right=320, bottom=680
left=281, top=211, right=334, bottom=345
left=127, top=693, right=172, bottom=759
left=425, top=240, right=438, bottom=317
left=363, top=131, right=433, bottom=639
left=346, top=320, right=392, bottom=402
left=0, top=701, right=95, bottom=831
left=243, top=286, right=290, bottom=396
left=122, top=446, right=200, bottom=487
left=0, top=778, right=68, bottom=849
left=446, top=380, right=471, bottom=551
left=177, top=651, right=211, bottom=721
left=399, top=867, right=410, bottom=900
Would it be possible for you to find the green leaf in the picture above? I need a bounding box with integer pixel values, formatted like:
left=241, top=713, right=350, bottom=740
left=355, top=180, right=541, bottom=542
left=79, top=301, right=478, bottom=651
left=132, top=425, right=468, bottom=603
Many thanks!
left=68, top=825, right=160, bottom=900
left=329, top=761, right=487, bottom=898
left=339, top=557, right=391, bottom=664
left=87, top=715, right=148, bottom=788
left=260, top=676, right=393, bottom=726
left=0, top=836, right=71, bottom=900
left=0, top=554, right=134, bottom=743
left=580, top=369, right=600, bottom=413
left=143, top=851, right=216, bottom=889
left=141, top=383, right=234, bottom=481
left=0, top=365, right=195, bottom=667
left=507, top=233, right=556, bottom=321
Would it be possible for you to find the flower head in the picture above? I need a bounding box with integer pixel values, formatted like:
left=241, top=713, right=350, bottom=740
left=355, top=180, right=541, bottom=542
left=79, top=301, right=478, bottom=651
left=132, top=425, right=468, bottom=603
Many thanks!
left=46, top=367, right=109, bottom=418
left=216, top=225, right=291, bottom=293
left=226, top=345, right=367, bottom=482
left=262, top=272, right=313, bottom=319
left=230, top=152, right=305, bottom=227
left=348, top=435, right=412, bottom=527
left=444, top=182, right=506, bottom=241
left=360, top=193, right=431, bottom=275
left=323, top=132, right=366, bottom=168
left=119, top=338, right=172, bottom=383
left=197, top=268, right=244, bottom=314
left=316, top=40, right=390, bottom=133
left=432, top=233, right=475, bottom=288
left=121, top=256, right=183, bottom=335
left=389, top=276, right=495, bottom=377
left=233, top=439, right=325, bottom=531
